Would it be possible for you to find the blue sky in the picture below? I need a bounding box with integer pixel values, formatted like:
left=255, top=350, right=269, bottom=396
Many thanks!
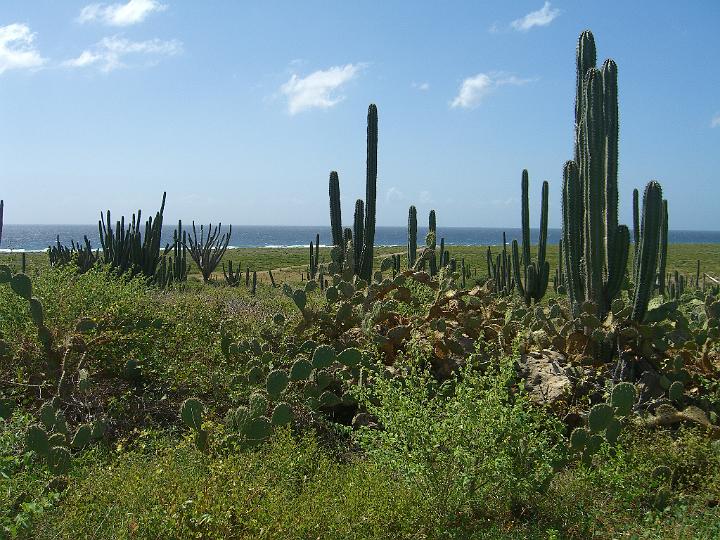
left=0, top=1, right=718, bottom=230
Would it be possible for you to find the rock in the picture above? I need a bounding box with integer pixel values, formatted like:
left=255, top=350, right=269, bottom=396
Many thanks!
left=352, top=413, right=377, bottom=429
left=517, top=350, right=572, bottom=406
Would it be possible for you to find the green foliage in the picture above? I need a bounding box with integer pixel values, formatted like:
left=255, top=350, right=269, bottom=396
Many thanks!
left=357, top=355, right=564, bottom=517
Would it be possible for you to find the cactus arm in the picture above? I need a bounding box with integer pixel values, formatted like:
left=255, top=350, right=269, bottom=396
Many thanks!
left=657, top=199, right=668, bottom=295
left=582, top=68, right=607, bottom=313
left=329, top=171, right=343, bottom=249
left=407, top=205, right=417, bottom=268
left=521, top=170, right=531, bottom=269
left=605, top=225, right=629, bottom=303
left=359, top=104, right=378, bottom=281
left=602, top=59, right=619, bottom=255
left=575, top=30, right=597, bottom=164
left=353, top=199, right=364, bottom=276
left=631, top=181, right=663, bottom=322
left=562, top=160, right=585, bottom=315
left=511, top=240, right=529, bottom=305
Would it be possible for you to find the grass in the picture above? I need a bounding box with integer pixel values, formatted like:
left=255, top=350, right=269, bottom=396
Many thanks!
left=1, top=247, right=720, bottom=539
left=3, top=243, right=719, bottom=284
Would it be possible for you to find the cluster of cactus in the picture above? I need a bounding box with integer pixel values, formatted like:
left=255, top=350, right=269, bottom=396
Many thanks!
left=155, top=220, right=189, bottom=287
left=570, top=382, right=637, bottom=465
left=487, top=234, right=515, bottom=295
left=225, top=339, right=363, bottom=444
left=326, top=105, right=378, bottom=281
left=47, top=235, right=98, bottom=274
left=667, top=270, right=687, bottom=300
left=562, top=31, right=666, bottom=323
left=512, top=170, right=550, bottom=306
left=26, top=403, right=105, bottom=475
left=187, top=222, right=231, bottom=282
left=223, top=260, right=243, bottom=286
left=179, top=398, right=208, bottom=451
left=99, top=192, right=167, bottom=279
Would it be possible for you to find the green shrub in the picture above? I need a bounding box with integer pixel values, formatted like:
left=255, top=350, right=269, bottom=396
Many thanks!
left=356, top=353, right=566, bottom=520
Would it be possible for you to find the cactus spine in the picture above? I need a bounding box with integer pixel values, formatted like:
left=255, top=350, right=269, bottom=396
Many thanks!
left=359, top=104, right=378, bottom=281
left=512, top=170, right=549, bottom=305
left=407, top=205, right=417, bottom=268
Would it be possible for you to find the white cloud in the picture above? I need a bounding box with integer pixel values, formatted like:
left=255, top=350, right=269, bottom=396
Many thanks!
left=451, top=72, right=532, bottom=109
left=712, top=114, right=720, bottom=128
left=0, top=23, right=46, bottom=75
left=419, top=190, right=433, bottom=204
left=411, top=81, right=430, bottom=91
left=386, top=187, right=404, bottom=203
left=63, top=36, right=182, bottom=72
left=511, top=2, right=560, bottom=32
left=280, top=64, right=361, bottom=114
left=78, top=0, right=167, bottom=26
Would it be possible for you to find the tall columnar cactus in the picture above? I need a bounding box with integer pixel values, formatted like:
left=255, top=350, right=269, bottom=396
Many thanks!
left=562, top=32, right=631, bottom=318
left=407, top=205, right=417, bottom=268
left=512, top=170, right=550, bottom=305
left=0, top=199, right=4, bottom=246
left=353, top=199, right=364, bottom=276
left=428, top=210, right=437, bottom=276
left=329, top=171, right=343, bottom=250
left=632, top=182, right=663, bottom=322
left=657, top=199, right=668, bottom=296
left=358, top=104, right=378, bottom=281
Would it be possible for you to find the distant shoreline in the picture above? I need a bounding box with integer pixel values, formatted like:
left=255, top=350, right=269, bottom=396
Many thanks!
left=2, top=225, right=719, bottom=251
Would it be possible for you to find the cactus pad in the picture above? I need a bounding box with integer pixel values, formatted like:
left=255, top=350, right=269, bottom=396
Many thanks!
left=180, top=398, right=204, bottom=431
left=292, top=290, right=307, bottom=311
left=668, top=381, right=684, bottom=402
left=71, top=424, right=92, bottom=450
left=588, top=403, right=614, bottom=433
left=249, top=393, right=268, bottom=417
left=243, top=416, right=272, bottom=441
left=605, top=417, right=621, bottom=444
left=271, top=403, right=292, bottom=426
left=610, top=383, right=636, bottom=416
left=312, top=345, right=336, bottom=368
left=26, top=424, right=50, bottom=456
left=48, top=446, right=71, bottom=475
left=29, top=297, right=44, bottom=326
left=10, top=273, right=32, bottom=299
left=290, top=358, right=313, bottom=381
left=570, top=427, right=589, bottom=451
left=266, top=370, right=289, bottom=399
left=337, top=347, right=362, bottom=367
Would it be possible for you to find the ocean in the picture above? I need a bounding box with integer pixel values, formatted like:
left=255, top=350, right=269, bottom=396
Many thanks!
left=1, top=224, right=719, bottom=252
